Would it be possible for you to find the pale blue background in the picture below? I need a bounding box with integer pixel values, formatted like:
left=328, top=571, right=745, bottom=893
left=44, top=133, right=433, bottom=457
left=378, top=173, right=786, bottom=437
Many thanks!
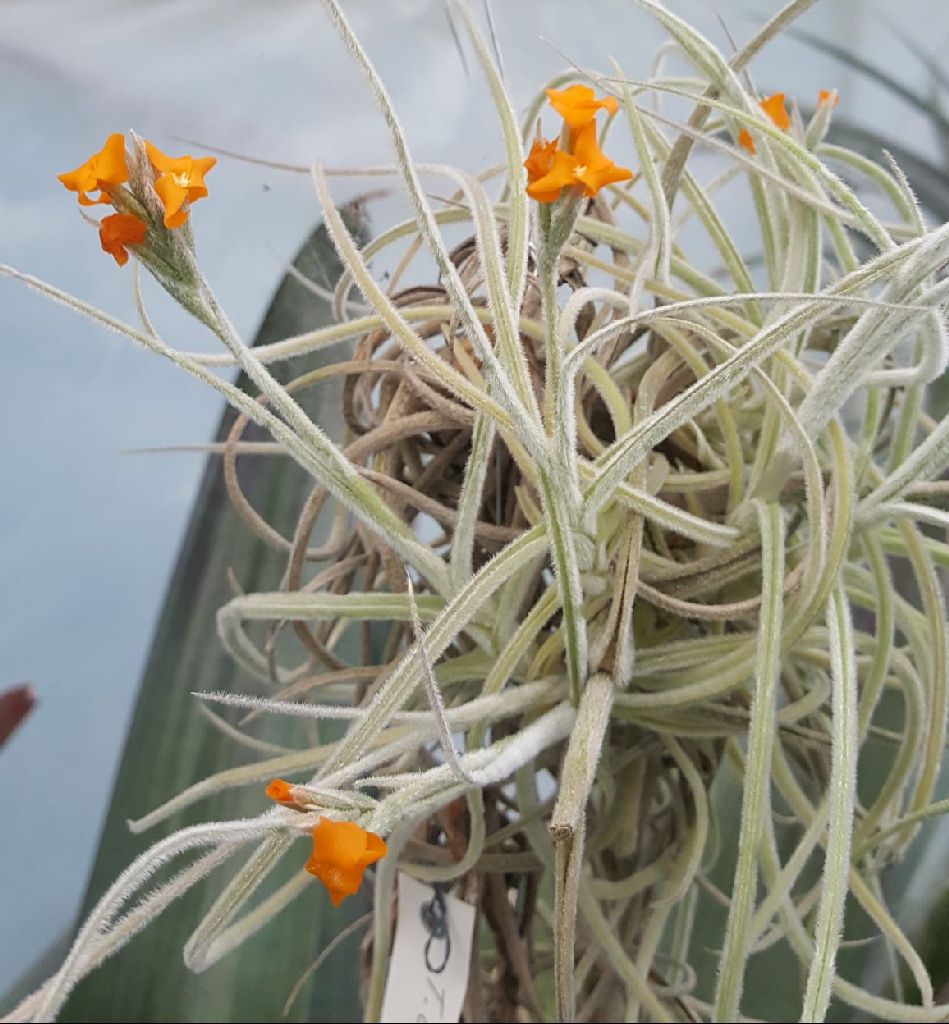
left=1, top=0, right=947, bottom=997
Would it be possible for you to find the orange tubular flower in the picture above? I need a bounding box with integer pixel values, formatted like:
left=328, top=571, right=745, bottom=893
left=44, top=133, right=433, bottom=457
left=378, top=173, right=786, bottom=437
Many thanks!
left=526, top=121, right=633, bottom=203
left=524, top=136, right=559, bottom=183
left=759, top=93, right=790, bottom=132
left=265, top=779, right=295, bottom=804
left=526, top=149, right=578, bottom=203
left=98, top=213, right=147, bottom=266
left=144, top=141, right=216, bottom=228
left=570, top=121, right=634, bottom=196
left=738, top=128, right=756, bottom=155
left=58, top=133, right=128, bottom=206
left=817, top=89, right=839, bottom=108
left=305, top=818, right=387, bottom=907
left=546, top=84, right=619, bottom=128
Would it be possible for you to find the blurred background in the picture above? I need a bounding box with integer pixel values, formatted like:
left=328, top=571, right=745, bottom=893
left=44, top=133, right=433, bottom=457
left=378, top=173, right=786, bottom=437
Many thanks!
left=3, top=0, right=949, bottom=1011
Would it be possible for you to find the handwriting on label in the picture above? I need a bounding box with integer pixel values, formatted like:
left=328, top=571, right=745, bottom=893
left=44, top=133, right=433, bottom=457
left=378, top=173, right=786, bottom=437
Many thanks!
left=421, top=976, right=445, bottom=1020
left=380, top=873, right=475, bottom=1024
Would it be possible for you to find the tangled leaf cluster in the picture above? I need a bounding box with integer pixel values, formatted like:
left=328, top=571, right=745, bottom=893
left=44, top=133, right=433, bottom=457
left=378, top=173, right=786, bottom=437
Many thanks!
left=6, top=0, right=949, bottom=1021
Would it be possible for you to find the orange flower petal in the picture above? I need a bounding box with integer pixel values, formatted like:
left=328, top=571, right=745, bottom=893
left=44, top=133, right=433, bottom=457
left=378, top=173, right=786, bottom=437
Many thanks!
left=759, top=93, right=790, bottom=132
left=77, top=191, right=114, bottom=207
left=265, top=779, right=294, bottom=804
left=191, top=155, right=217, bottom=180
left=316, top=862, right=366, bottom=907
left=526, top=183, right=567, bottom=204
left=817, top=89, right=839, bottom=108
left=144, top=140, right=181, bottom=175
left=58, top=166, right=97, bottom=194
left=364, top=832, right=388, bottom=864
left=154, top=174, right=190, bottom=228
left=59, top=133, right=128, bottom=205
left=569, top=121, right=634, bottom=197
left=95, top=133, right=130, bottom=185
left=546, top=84, right=619, bottom=128
left=526, top=150, right=579, bottom=203
left=577, top=161, right=634, bottom=196
left=569, top=120, right=605, bottom=166
left=98, top=213, right=147, bottom=267
left=524, top=137, right=559, bottom=184
left=185, top=182, right=209, bottom=203
left=310, top=818, right=368, bottom=869
left=165, top=208, right=189, bottom=229
left=738, top=128, right=756, bottom=154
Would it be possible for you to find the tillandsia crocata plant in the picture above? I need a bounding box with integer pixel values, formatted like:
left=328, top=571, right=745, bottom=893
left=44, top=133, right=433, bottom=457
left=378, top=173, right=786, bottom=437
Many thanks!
left=6, top=0, right=949, bottom=1020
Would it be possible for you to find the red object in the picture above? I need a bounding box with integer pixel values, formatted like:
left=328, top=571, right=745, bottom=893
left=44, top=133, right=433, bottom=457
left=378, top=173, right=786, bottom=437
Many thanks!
left=0, top=685, right=36, bottom=747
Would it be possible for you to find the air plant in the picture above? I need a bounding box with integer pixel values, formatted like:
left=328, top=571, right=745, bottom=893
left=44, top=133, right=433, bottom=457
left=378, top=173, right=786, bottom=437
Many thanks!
left=4, top=0, right=949, bottom=1021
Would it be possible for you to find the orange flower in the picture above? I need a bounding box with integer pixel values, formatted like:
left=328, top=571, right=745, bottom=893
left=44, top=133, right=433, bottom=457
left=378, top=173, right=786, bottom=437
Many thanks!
left=527, top=120, right=633, bottom=203
left=144, top=141, right=216, bottom=228
left=526, top=149, right=576, bottom=203
left=571, top=122, right=634, bottom=195
left=305, top=818, right=387, bottom=907
left=265, top=779, right=295, bottom=804
left=738, top=128, right=756, bottom=155
left=524, top=136, right=559, bottom=183
left=98, top=213, right=147, bottom=266
left=546, top=84, right=619, bottom=128
left=58, top=133, right=128, bottom=206
left=759, top=93, right=790, bottom=132
left=817, top=89, right=839, bottom=108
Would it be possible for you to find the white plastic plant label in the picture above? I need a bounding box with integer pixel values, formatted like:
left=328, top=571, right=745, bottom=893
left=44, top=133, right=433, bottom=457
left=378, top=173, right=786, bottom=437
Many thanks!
left=380, top=872, right=476, bottom=1024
